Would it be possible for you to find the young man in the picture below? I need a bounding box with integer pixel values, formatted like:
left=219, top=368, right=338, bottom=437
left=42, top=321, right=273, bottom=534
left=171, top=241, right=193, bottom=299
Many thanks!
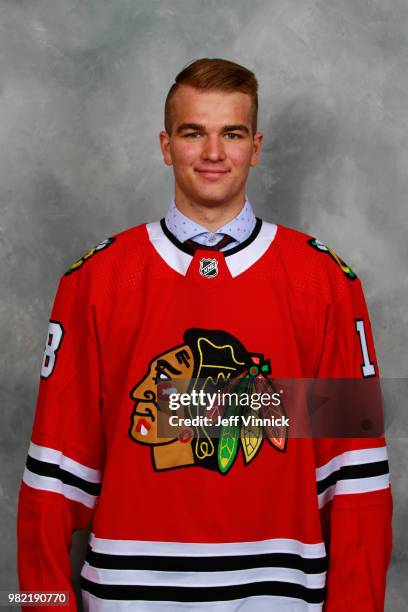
left=18, top=58, right=392, bottom=611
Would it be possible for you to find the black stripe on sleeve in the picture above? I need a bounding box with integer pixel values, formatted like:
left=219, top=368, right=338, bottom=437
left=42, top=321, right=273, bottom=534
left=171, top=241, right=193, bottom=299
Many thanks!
left=80, top=577, right=326, bottom=605
left=317, top=460, right=389, bottom=496
left=26, top=456, right=101, bottom=497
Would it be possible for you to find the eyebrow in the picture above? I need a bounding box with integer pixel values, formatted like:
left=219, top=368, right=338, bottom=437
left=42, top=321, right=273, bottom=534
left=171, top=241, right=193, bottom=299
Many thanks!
left=176, top=123, right=250, bottom=135
left=155, top=359, right=182, bottom=376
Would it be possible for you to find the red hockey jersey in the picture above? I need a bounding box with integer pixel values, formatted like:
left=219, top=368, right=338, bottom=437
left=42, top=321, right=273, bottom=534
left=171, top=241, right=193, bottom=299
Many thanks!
left=17, top=218, right=392, bottom=611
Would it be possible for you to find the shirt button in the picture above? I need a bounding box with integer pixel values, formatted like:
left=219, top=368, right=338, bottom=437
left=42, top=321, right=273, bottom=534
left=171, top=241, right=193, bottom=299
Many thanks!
left=208, top=235, right=217, bottom=243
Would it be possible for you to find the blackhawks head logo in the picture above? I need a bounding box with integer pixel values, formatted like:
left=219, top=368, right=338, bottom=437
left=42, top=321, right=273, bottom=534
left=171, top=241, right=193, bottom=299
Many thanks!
left=129, top=329, right=287, bottom=473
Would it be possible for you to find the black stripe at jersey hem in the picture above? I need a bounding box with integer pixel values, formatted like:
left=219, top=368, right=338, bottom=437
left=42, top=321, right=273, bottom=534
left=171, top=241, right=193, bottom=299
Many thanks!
left=80, top=577, right=326, bottom=604
left=317, top=460, right=389, bottom=495
left=159, top=217, right=263, bottom=256
left=26, top=456, right=101, bottom=497
left=86, top=547, right=327, bottom=574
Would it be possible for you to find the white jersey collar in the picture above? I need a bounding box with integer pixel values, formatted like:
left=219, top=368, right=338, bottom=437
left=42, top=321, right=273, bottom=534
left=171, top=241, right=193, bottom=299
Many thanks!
left=146, top=218, right=278, bottom=278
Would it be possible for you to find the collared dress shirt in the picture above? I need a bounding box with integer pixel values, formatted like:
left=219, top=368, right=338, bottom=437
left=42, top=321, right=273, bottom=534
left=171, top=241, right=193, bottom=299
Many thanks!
left=164, top=196, right=257, bottom=251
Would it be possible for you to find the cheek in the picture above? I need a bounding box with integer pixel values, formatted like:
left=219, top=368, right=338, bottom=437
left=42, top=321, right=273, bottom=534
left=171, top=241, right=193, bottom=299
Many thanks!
left=228, top=145, right=253, bottom=167
left=171, top=143, right=198, bottom=167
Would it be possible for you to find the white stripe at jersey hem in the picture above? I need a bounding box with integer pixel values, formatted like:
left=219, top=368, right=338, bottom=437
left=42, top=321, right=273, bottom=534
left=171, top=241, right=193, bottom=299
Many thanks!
left=81, top=562, right=326, bottom=589
left=82, top=592, right=323, bottom=611
left=88, top=534, right=326, bottom=558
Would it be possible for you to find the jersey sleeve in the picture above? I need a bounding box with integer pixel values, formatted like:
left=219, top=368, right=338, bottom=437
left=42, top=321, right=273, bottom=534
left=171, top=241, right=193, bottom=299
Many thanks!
left=17, top=275, right=106, bottom=611
left=313, top=277, right=392, bottom=611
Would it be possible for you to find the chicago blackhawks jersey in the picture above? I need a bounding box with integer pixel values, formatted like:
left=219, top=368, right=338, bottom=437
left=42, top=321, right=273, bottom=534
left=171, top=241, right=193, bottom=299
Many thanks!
left=17, top=218, right=392, bottom=611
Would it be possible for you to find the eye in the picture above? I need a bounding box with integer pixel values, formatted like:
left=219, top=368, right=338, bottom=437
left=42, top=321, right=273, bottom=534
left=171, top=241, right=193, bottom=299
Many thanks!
left=224, top=132, right=242, bottom=140
left=153, top=369, right=171, bottom=384
left=184, top=132, right=202, bottom=139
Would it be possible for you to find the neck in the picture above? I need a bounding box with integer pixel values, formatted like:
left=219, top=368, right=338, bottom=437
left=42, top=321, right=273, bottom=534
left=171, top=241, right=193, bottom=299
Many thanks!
left=174, top=190, right=246, bottom=232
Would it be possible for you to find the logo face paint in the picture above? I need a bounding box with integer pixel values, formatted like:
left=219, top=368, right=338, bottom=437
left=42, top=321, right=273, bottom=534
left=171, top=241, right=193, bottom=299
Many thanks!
left=199, top=258, right=218, bottom=278
left=135, top=418, right=152, bottom=437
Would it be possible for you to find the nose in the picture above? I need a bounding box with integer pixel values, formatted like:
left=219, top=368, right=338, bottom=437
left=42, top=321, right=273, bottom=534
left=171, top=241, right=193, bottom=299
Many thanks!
left=202, top=134, right=226, bottom=162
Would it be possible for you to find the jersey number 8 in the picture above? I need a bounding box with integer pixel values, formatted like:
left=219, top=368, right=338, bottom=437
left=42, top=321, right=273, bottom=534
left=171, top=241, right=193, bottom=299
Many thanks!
left=41, top=321, right=64, bottom=379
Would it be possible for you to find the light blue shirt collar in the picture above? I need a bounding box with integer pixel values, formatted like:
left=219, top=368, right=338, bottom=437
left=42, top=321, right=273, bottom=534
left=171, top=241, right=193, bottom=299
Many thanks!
left=164, top=197, right=256, bottom=249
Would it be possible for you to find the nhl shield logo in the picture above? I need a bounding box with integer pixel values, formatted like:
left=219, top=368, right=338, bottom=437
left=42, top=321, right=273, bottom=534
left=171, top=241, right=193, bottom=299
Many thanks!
left=199, top=257, right=218, bottom=278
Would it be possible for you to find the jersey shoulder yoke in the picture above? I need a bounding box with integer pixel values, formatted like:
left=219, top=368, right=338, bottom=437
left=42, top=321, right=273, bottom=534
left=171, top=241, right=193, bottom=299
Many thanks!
left=276, top=224, right=360, bottom=301
left=61, top=222, right=151, bottom=297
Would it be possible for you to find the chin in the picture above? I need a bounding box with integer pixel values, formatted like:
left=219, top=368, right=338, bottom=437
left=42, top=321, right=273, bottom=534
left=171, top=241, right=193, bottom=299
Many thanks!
left=192, top=188, right=237, bottom=205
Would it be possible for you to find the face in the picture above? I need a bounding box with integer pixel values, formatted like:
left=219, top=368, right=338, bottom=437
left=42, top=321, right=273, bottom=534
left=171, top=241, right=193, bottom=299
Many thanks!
left=129, top=345, right=194, bottom=446
left=160, top=85, right=263, bottom=208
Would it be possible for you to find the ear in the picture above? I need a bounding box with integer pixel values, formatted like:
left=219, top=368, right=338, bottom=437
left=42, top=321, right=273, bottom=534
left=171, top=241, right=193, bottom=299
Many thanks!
left=250, top=131, right=263, bottom=167
left=159, top=130, right=173, bottom=166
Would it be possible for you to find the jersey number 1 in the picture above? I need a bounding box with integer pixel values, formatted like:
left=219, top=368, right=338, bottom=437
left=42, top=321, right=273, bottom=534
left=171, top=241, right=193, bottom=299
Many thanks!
left=355, top=319, right=376, bottom=377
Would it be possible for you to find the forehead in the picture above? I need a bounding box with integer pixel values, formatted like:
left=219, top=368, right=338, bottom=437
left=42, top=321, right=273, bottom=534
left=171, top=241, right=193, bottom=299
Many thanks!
left=152, top=345, right=193, bottom=370
left=171, top=84, right=252, bottom=128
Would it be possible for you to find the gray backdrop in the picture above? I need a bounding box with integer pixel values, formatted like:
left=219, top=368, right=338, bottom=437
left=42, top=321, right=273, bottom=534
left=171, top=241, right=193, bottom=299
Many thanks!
left=1, top=0, right=406, bottom=609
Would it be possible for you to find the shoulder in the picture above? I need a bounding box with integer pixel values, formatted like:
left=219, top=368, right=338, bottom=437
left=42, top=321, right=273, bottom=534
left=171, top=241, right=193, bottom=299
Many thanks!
left=59, top=221, right=152, bottom=299
left=273, top=223, right=361, bottom=301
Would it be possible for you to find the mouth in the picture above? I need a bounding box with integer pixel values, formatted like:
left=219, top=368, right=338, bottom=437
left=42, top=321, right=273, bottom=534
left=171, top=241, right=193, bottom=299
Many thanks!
left=195, top=168, right=229, bottom=181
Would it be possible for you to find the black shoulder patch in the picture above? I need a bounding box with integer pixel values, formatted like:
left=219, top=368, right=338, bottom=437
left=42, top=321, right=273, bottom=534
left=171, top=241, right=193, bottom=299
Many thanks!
left=307, top=237, right=357, bottom=281
left=65, top=237, right=115, bottom=275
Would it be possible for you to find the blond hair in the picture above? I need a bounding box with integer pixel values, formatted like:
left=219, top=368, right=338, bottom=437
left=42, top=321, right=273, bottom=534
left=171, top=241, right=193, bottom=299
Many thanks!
left=164, top=58, right=258, bottom=135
